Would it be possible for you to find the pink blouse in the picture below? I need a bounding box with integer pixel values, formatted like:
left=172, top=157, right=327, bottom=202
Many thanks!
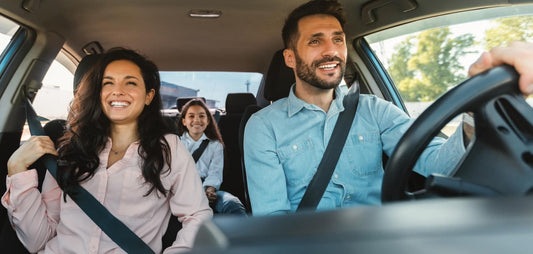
left=2, top=134, right=213, bottom=253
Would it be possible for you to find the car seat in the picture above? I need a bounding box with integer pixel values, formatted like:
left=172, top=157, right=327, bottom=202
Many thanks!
left=218, top=93, right=256, bottom=206
left=238, top=49, right=295, bottom=213
left=177, top=96, right=206, bottom=112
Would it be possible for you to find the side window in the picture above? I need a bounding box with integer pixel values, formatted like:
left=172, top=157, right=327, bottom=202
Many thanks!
left=21, top=55, right=74, bottom=141
left=0, top=17, right=20, bottom=90
left=0, top=18, right=18, bottom=51
left=33, top=57, right=74, bottom=119
left=365, top=6, right=533, bottom=135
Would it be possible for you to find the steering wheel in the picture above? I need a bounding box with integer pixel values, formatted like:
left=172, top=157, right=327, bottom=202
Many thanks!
left=382, top=65, right=533, bottom=202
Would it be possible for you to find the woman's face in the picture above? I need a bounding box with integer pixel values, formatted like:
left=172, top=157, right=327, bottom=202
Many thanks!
left=100, top=60, right=155, bottom=126
left=182, top=105, right=209, bottom=137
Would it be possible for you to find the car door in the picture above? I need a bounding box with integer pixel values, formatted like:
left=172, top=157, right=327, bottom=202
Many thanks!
left=0, top=12, right=69, bottom=252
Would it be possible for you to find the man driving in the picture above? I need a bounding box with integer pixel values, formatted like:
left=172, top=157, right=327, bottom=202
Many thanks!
left=244, top=0, right=533, bottom=216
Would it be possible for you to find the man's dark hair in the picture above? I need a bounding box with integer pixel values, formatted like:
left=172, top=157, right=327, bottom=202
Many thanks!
left=282, top=0, right=346, bottom=50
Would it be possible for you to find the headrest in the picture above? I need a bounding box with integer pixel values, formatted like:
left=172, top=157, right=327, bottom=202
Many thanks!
left=225, top=93, right=256, bottom=114
left=73, top=54, right=101, bottom=94
left=177, top=97, right=206, bottom=112
left=344, top=61, right=359, bottom=88
left=263, top=49, right=295, bottom=102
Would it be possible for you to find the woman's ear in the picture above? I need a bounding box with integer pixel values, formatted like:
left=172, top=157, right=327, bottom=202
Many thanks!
left=145, top=89, right=155, bottom=105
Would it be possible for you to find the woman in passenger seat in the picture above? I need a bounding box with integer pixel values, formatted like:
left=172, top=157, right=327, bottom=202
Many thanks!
left=3, top=48, right=212, bottom=253
left=178, top=99, right=247, bottom=216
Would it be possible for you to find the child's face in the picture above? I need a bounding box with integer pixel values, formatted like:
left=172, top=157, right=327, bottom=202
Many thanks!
left=182, top=105, right=209, bottom=137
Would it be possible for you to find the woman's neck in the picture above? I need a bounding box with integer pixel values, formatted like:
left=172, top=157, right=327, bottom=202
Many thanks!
left=110, top=123, right=139, bottom=149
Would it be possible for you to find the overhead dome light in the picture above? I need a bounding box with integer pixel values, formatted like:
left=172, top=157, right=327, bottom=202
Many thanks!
left=188, top=9, right=222, bottom=18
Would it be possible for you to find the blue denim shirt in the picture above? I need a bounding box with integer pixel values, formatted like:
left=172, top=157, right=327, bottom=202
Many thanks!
left=244, top=85, right=465, bottom=216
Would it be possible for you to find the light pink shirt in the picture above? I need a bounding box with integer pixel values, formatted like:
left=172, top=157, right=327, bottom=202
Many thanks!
left=1, top=134, right=213, bottom=253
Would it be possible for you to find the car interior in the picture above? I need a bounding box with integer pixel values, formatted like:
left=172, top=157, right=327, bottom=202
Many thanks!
left=0, top=0, right=533, bottom=253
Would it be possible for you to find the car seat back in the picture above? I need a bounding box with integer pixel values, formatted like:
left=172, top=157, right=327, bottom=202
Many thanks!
left=218, top=93, right=256, bottom=206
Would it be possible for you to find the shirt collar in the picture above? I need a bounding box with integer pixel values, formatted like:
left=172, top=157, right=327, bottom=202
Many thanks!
left=100, top=137, right=140, bottom=168
left=287, top=83, right=346, bottom=117
left=183, top=131, right=209, bottom=143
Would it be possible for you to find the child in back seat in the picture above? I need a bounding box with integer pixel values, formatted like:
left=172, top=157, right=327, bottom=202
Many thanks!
left=178, top=99, right=247, bottom=215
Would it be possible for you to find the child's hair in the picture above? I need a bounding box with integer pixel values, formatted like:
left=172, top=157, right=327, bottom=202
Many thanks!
left=177, top=98, right=224, bottom=145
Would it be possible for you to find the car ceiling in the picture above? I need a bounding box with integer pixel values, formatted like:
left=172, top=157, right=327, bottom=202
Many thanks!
left=0, top=0, right=526, bottom=74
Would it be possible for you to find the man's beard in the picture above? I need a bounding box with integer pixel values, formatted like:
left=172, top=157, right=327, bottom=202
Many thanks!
left=294, top=51, right=346, bottom=90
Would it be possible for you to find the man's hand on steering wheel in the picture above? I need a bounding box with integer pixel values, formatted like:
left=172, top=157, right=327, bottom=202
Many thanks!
left=382, top=41, right=533, bottom=203
left=469, top=41, right=533, bottom=95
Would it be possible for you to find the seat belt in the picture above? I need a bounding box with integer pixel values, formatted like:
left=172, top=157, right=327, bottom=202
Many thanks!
left=24, top=98, right=154, bottom=254
left=297, top=84, right=360, bottom=211
left=192, top=139, right=210, bottom=163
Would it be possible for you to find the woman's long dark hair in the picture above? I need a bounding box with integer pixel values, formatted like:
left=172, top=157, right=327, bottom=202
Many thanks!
left=57, top=48, right=173, bottom=199
left=177, top=99, right=224, bottom=146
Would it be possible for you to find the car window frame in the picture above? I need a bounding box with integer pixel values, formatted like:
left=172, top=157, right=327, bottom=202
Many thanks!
left=0, top=24, right=35, bottom=99
left=353, top=38, right=408, bottom=114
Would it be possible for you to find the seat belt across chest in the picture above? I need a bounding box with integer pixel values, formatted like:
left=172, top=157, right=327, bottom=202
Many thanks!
left=297, top=84, right=360, bottom=211
left=192, top=139, right=210, bottom=163
left=24, top=98, right=154, bottom=254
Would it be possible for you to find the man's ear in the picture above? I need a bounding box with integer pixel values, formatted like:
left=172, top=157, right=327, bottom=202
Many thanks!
left=283, top=48, right=296, bottom=69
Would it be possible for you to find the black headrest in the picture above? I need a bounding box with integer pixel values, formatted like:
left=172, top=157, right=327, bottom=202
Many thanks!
left=344, top=61, right=359, bottom=88
left=225, top=93, right=257, bottom=114
left=73, top=54, right=101, bottom=94
left=263, top=49, right=295, bottom=102
left=177, top=97, right=206, bottom=112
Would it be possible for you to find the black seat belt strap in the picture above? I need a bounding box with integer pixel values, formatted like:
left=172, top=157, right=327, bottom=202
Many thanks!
left=25, top=98, right=154, bottom=254
left=192, top=139, right=210, bottom=163
left=297, top=84, right=360, bottom=211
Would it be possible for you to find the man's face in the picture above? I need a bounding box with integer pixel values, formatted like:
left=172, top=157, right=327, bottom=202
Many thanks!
left=285, top=14, right=347, bottom=90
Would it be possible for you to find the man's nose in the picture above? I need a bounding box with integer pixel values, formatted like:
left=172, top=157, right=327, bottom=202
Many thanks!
left=321, top=40, right=339, bottom=58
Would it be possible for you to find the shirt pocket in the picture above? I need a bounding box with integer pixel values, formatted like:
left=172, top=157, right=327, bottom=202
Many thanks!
left=277, top=138, right=318, bottom=186
left=340, top=132, right=382, bottom=177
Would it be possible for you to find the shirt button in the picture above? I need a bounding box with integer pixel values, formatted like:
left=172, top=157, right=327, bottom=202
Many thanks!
left=359, top=136, right=364, bottom=141
left=334, top=174, right=338, bottom=179
left=346, top=195, right=351, bottom=199
left=293, top=145, right=298, bottom=150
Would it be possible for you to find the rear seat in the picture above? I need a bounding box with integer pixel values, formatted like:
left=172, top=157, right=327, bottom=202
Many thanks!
left=218, top=93, right=257, bottom=206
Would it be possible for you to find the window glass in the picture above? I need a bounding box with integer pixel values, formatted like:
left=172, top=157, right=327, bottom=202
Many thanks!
left=0, top=16, right=18, bottom=52
left=33, top=59, right=74, bottom=119
left=160, top=72, right=263, bottom=110
left=365, top=6, right=533, bottom=135
left=0, top=16, right=20, bottom=93
left=22, top=57, right=74, bottom=141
